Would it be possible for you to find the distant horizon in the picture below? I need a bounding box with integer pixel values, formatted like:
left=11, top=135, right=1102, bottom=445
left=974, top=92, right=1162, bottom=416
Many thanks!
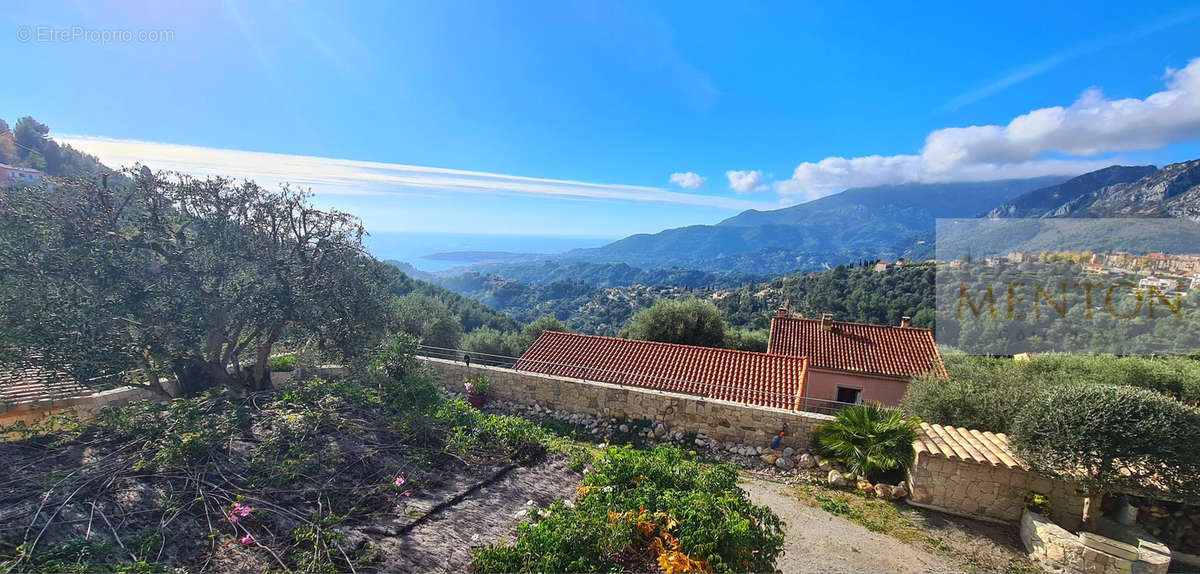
left=363, top=230, right=618, bottom=272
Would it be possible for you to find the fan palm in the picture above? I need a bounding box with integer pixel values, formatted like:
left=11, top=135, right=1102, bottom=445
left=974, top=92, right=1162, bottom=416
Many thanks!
left=813, top=403, right=921, bottom=480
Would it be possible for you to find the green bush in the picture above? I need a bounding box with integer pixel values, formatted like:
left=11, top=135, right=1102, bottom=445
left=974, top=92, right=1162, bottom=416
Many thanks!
left=266, top=353, right=297, bottom=372
left=903, top=354, right=1200, bottom=433
left=813, top=403, right=921, bottom=481
left=459, top=326, right=525, bottom=362
left=724, top=328, right=768, bottom=352
left=620, top=298, right=728, bottom=348
left=472, top=446, right=784, bottom=573
left=1011, top=385, right=1200, bottom=513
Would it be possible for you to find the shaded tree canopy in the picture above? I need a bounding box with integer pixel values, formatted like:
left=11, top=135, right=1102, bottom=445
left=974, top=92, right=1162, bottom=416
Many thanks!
left=619, top=298, right=727, bottom=348
left=1011, top=385, right=1200, bottom=526
left=0, top=168, right=392, bottom=394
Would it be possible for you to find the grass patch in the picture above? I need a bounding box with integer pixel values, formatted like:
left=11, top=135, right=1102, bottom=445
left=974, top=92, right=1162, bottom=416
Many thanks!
left=793, top=484, right=945, bottom=549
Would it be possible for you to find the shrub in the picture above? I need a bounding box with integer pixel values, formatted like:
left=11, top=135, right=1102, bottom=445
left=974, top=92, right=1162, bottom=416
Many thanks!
left=472, top=446, right=784, bottom=573
left=903, top=354, right=1200, bottom=433
left=464, top=374, right=491, bottom=397
left=267, top=353, right=297, bottom=372
left=620, top=298, right=728, bottom=348
left=724, top=328, right=768, bottom=352
left=813, top=403, right=921, bottom=481
left=370, top=333, right=420, bottom=382
left=1011, top=385, right=1200, bottom=528
left=459, top=326, right=525, bottom=363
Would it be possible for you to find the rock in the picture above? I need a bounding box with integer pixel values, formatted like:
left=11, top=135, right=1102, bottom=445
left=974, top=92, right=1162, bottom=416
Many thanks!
left=799, top=454, right=817, bottom=468
left=874, top=483, right=891, bottom=499
left=654, top=424, right=666, bottom=437
left=782, top=447, right=795, bottom=457
left=827, top=470, right=847, bottom=487
left=761, top=453, right=779, bottom=465
left=857, top=478, right=873, bottom=492
left=775, top=456, right=795, bottom=470
left=618, top=424, right=629, bottom=433
left=673, top=431, right=684, bottom=441
left=818, top=459, right=832, bottom=472
left=844, top=472, right=858, bottom=483
left=756, top=446, right=765, bottom=455
left=891, top=485, right=908, bottom=499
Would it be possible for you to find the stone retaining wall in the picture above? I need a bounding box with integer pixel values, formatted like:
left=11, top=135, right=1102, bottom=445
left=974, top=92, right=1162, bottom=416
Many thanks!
left=908, top=450, right=1086, bottom=531
left=1021, top=510, right=1170, bottom=574
left=417, top=356, right=833, bottom=451
left=0, top=386, right=158, bottom=427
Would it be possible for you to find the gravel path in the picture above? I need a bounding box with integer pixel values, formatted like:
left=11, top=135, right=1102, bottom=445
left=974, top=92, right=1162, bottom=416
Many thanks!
left=740, top=476, right=959, bottom=574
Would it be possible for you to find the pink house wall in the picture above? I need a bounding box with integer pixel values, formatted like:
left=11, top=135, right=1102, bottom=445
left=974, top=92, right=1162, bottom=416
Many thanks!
left=804, top=369, right=909, bottom=407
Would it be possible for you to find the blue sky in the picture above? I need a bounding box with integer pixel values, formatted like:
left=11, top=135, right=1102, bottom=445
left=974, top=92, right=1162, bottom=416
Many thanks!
left=3, top=1, right=1200, bottom=238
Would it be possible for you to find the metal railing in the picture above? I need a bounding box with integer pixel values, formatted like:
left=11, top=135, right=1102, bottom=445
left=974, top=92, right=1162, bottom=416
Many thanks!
left=414, top=344, right=853, bottom=416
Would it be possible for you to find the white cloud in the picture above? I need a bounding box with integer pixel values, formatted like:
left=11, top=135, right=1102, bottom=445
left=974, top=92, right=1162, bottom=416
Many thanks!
left=778, top=57, right=1200, bottom=200
left=669, top=171, right=705, bottom=189
left=725, top=170, right=764, bottom=193
left=58, top=136, right=780, bottom=212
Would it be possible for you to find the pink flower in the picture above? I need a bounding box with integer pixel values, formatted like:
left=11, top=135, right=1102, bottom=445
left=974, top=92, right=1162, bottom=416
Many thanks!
left=230, top=502, right=253, bottom=522
left=239, top=534, right=255, bottom=545
left=402, top=490, right=412, bottom=497
left=394, top=475, right=405, bottom=487
left=464, top=382, right=474, bottom=394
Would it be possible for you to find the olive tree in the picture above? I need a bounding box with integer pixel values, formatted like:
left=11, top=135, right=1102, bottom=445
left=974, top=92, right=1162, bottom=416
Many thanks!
left=619, top=298, right=727, bottom=348
left=0, top=169, right=392, bottom=394
left=1011, top=385, right=1200, bottom=530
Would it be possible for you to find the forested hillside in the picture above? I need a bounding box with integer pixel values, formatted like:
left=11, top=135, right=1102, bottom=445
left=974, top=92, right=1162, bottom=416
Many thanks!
left=0, top=115, right=106, bottom=176
left=437, top=263, right=938, bottom=336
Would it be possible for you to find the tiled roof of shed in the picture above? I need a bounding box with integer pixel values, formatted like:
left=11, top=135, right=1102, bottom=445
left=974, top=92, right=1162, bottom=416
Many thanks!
left=0, top=366, right=91, bottom=406
left=913, top=423, right=1028, bottom=470
left=515, top=331, right=809, bottom=411
left=767, top=316, right=946, bottom=380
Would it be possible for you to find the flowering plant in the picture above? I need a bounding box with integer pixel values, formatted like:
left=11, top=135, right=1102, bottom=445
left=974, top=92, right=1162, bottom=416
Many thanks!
left=229, top=502, right=253, bottom=523
left=464, top=374, right=490, bottom=397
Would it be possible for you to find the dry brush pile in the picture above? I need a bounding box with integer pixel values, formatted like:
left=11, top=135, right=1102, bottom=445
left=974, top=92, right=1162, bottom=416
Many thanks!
left=0, top=365, right=579, bottom=573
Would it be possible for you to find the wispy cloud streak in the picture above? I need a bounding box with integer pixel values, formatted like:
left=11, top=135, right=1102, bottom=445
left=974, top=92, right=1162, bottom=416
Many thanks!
left=943, top=9, right=1200, bottom=111
left=58, top=136, right=778, bottom=211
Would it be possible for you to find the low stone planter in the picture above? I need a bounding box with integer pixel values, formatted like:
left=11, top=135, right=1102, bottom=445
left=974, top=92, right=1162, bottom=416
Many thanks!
left=1020, top=509, right=1171, bottom=574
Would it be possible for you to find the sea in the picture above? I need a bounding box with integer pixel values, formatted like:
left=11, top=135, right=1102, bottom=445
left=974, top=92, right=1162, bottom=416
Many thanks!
left=363, top=231, right=616, bottom=272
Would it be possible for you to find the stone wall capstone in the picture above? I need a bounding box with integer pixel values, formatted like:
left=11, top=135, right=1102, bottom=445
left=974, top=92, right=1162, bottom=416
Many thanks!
left=418, top=356, right=833, bottom=451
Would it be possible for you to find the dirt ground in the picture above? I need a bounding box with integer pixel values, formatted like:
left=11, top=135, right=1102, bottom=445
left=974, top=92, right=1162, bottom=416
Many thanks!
left=741, top=474, right=1044, bottom=573
left=365, top=457, right=581, bottom=573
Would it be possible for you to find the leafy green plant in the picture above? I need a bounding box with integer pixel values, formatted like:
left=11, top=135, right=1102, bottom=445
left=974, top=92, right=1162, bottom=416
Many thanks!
left=464, top=373, right=491, bottom=397
left=813, top=403, right=921, bottom=481
left=472, top=446, right=784, bottom=573
left=267, top=353, right=297, bottom=372
left=1011, top=384, right=1200, bottom=529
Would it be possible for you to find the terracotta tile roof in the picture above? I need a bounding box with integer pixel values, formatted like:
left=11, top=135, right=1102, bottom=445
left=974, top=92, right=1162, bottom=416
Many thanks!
left=766, top=316, right=946, bottom=380
left=515, top=331, right=809, bottom=411
left=913, top=423, right=1028, bottom=470
left=0, top=366, right=91, bottom=406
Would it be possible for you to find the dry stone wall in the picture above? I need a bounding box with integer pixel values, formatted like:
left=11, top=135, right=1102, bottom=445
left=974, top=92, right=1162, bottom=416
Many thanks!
left=1021, top=510, right=1171, bottom=574
left=418, top=356, right=833, bottom=451
left=908, top=450, right=1086, bottom=531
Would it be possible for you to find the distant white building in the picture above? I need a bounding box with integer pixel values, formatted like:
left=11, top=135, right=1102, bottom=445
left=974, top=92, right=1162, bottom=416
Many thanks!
left=1138, top=276, right=1178, bottom=296
left=0, top=163, right=44, bottom=187
left=1191, top=273, right=1200, bottom=292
